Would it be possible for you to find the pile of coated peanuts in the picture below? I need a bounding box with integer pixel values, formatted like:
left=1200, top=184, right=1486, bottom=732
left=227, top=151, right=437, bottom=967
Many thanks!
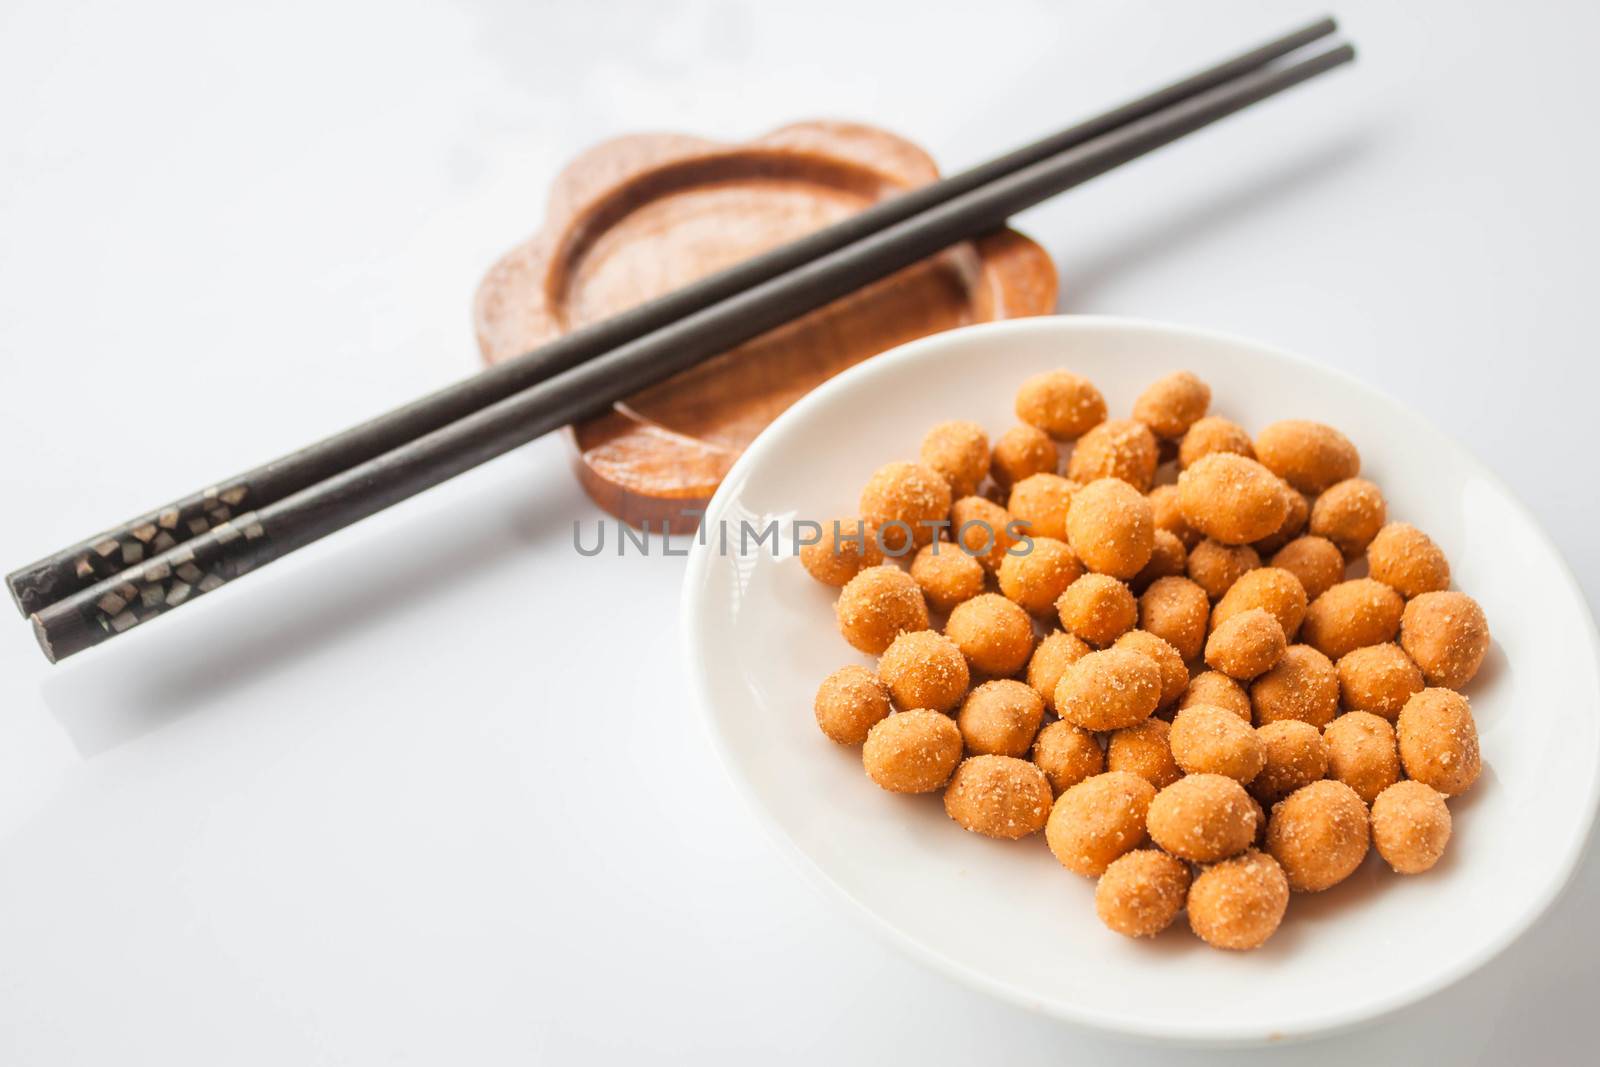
left=803, top=369, right=1489, bottom=951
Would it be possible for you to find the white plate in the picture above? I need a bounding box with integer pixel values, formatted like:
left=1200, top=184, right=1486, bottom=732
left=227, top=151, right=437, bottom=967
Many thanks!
left=680, top=316, right=1600, bottom=1045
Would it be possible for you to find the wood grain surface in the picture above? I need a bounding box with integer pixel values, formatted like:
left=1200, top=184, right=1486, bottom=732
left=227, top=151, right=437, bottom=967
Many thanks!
left=474, top=120, right=1059, bottom=530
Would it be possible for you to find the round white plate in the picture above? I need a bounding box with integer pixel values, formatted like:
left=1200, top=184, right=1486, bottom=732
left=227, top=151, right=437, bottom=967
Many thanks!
left=680, top=316, right=1600, bottom=1045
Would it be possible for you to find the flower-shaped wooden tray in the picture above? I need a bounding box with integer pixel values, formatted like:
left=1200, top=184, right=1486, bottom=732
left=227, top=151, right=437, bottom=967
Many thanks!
left=473, top=120, right=1058, bottom=530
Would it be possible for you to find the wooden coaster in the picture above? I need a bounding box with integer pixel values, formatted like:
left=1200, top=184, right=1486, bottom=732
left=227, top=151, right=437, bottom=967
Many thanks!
left=473, top=120, right=1058, bottom=531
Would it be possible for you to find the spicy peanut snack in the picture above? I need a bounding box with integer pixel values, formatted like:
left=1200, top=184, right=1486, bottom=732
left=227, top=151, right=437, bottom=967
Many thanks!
left=798, top=367, right=1491, bottom=952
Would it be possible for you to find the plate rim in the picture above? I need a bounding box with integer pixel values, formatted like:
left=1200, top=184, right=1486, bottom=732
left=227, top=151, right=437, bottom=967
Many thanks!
left=679, top=314, right=1600, bottom=1045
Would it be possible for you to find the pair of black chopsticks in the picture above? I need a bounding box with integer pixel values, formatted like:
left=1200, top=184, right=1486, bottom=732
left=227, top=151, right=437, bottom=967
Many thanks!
left=9, top=18, right=1353, bottom=663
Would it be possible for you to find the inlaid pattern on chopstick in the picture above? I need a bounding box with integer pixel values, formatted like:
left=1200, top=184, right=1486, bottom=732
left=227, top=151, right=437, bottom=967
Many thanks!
left=22, top=483, right=252, bottom=614
left=71, top=507, right=265, bottom=640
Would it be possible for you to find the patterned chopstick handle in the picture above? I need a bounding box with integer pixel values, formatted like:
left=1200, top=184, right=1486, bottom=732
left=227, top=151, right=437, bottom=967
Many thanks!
left=8, top=482, right=255, bottom=617
left=31, top=504, right=274, bottom=662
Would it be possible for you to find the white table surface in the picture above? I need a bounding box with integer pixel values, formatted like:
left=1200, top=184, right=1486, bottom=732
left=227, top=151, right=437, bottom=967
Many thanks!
left=1, top=1, right=1596, bottom=1062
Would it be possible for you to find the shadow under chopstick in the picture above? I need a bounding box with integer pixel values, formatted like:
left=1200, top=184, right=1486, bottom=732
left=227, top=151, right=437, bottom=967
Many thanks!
left=39, top=447, right=594, bottom=757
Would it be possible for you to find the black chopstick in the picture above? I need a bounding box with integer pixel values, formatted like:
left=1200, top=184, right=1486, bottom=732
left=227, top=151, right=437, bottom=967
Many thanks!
left=28, top=41, right=1355, bottom=663
left=4, top=16, right=1339, bottom=620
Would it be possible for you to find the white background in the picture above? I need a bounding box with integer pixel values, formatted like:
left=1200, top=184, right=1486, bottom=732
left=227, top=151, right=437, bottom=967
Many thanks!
left=1, top=1, right=1596, bottom=1063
